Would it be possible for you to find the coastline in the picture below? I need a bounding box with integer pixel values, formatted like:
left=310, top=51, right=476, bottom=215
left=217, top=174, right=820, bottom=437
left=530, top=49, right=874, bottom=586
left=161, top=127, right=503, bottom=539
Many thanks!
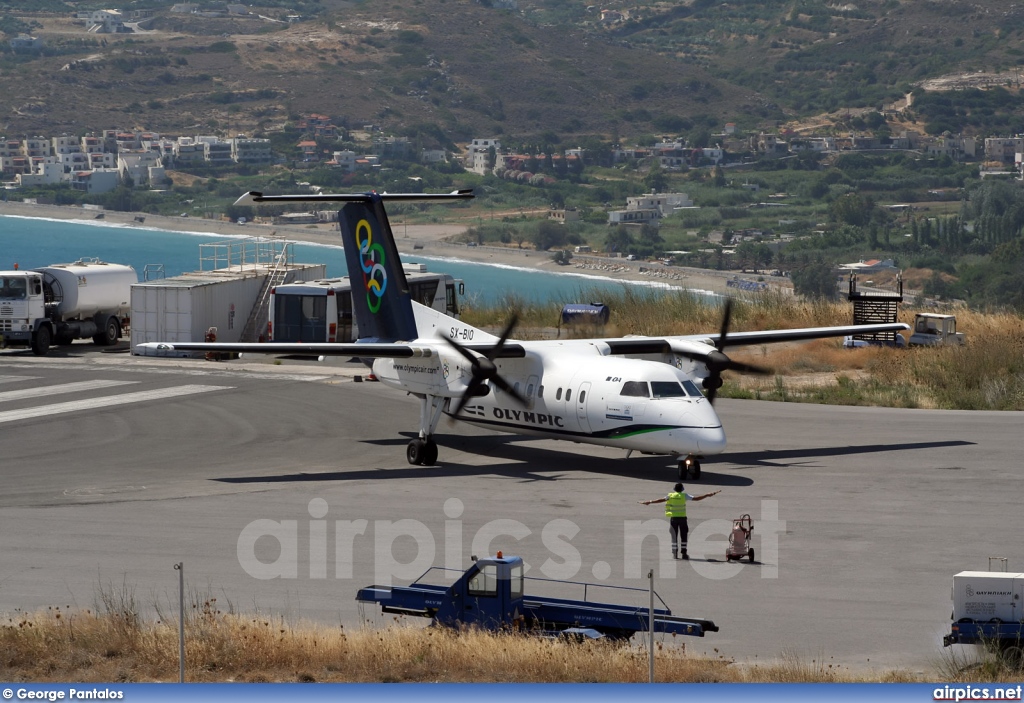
left=0, top=200, right=790, bottom=296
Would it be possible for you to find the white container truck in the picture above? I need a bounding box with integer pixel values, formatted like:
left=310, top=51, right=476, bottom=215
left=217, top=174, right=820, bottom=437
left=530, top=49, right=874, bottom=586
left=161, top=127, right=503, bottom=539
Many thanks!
left=944, top=571, right=1024, bottom=661
left=0, top=259, right=137, bottom=356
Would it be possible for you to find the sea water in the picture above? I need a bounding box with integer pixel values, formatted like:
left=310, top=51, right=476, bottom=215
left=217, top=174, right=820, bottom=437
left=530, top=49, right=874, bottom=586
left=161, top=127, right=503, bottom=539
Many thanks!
left=0, top=214, right=714, bottom=307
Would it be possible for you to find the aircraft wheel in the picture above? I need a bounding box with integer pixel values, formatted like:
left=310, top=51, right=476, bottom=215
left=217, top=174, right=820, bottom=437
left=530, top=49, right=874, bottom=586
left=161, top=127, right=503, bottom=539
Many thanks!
left=748, top=548, right=755, bottom=563
left=677, top=461, right=687, bottom=482
left=406, top=439, right=425, bottom=465
left=422, top=439, right=438, bottom=466
left=689, top=459, right=701, bottom=480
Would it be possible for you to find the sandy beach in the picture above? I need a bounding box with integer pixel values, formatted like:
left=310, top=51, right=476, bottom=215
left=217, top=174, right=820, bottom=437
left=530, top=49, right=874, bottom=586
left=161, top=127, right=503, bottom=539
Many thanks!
left=0, top=200, right=790, bottom=296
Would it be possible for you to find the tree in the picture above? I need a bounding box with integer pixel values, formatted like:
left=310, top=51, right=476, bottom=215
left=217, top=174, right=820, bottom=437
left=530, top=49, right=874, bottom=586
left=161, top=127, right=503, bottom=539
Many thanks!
left=605, top=226, right=634, bottom=254
left=644, top=165, right=668, bottom=193
left=533, top=221, right=567, bottom=251
left=829, top=192, right=873, bottom=227
left=791, top=260, right=839, bottom=300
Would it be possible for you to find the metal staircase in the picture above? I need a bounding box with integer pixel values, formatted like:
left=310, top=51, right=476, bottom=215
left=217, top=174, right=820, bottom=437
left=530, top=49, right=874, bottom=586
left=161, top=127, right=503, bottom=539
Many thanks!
left=240, top=252, right=288, bottom=342
left=847, top=272, right=903, bottom=343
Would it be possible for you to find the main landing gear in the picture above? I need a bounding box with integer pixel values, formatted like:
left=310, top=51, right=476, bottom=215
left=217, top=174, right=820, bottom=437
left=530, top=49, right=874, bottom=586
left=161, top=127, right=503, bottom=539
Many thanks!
left=678, top=455, right=701, bottom=481
left=406, top=394, right=447, bottom=466
left=407, top=437, right=438, bottom=466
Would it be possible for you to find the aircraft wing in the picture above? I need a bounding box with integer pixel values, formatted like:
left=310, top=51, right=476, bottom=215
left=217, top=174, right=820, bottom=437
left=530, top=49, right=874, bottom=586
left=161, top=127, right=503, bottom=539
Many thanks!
left=134, top=340, right=527, bottom=358
left=602, top=322, right=910, bottom=355
left=137, top=341, right=432, bottom=358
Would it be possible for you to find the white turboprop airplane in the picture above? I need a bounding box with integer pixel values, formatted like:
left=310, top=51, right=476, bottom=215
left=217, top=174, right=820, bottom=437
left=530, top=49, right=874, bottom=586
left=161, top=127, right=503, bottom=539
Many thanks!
left=139, top=190, right=909, bottom=480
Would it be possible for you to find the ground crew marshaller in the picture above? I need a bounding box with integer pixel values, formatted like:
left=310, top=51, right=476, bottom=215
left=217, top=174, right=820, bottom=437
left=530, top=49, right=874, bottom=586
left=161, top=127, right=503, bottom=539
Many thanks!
left=640, top=483, right=720, bottom=560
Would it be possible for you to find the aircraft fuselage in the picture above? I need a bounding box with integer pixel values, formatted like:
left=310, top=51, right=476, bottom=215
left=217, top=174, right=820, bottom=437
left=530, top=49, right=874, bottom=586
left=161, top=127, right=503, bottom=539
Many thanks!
left=373, top=348, right=726, bottom=458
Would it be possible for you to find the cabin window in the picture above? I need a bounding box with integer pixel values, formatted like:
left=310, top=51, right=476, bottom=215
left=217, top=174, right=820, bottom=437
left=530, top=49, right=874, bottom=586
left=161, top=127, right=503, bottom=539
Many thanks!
left=526, top=383, right=535, bottom=398
left=651, top=381, right=687, bottom=398
left=556, top=388, right=562, bottom=401
left=579, top=390, right=586, bottom=403
left=538, top=385, right=544, bottom=399
left=620, top=381, right=650, bottom=398
left=468, top=565, right=498, bottom=597
left=510, top=564, right=524, bottom=600
left=681, top=380, right=704, bottom=397
left=514, top=382, right=521, bottom=396
left=566, top=389, right=572, bottom=402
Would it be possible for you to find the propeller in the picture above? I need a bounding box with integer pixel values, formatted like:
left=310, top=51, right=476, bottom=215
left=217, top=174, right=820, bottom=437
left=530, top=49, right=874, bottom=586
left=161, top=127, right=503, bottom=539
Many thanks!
left=675, top=299, right=771, bottom=403
left=442, top=314, right=527, bottom=418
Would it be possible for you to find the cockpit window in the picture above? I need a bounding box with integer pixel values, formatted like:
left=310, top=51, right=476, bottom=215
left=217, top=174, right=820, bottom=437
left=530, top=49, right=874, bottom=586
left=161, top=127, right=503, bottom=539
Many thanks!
left=620, top=381, right=650, bottom=398
left=651, top=381, right=687, bottom=398
left=681, top=380, right=704, bottom=398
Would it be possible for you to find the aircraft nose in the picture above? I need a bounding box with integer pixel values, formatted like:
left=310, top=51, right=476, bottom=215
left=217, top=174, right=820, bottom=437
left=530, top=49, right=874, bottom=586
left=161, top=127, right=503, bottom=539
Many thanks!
left=698, top=425, right=727, bottom=455
left=695, top=403, right=726, bottom=455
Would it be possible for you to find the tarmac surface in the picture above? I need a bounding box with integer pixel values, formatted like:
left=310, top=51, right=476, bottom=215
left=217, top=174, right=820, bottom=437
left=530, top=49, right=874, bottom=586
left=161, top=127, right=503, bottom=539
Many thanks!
left=0, top=345, right=1020, bottom=674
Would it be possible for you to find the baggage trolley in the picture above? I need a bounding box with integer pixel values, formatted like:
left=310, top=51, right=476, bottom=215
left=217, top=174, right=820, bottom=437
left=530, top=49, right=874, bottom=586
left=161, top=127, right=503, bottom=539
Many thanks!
left=725, top=513, right=754, bottom=562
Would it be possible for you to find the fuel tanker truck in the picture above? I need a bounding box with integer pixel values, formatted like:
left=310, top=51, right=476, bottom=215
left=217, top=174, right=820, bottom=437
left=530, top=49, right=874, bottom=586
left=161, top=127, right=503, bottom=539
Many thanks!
left=0, top=259, right=137, bottom=356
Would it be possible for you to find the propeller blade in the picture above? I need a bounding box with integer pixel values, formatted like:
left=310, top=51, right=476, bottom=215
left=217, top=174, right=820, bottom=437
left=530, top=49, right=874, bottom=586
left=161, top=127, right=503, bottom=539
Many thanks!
left=451, top=378, right=483, bottom=418
left=728, top=359, right=772, bottom=375
left=716, top=298, right=733, bottom=352
left=441, top=335, right=479, bottom=364
left=489, top=313, right=519, bottom=360
left=491, top=374, right=528, bottom=406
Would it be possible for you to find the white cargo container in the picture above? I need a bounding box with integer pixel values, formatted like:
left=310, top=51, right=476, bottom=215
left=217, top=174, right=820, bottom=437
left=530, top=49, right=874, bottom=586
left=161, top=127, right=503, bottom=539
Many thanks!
left=952, top=571, right=1024, bottom=622
left=131, top=264, right=325, bottom=354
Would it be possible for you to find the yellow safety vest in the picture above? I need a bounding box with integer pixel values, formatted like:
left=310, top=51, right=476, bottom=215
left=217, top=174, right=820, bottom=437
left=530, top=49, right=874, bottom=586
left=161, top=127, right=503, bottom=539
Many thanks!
left=665, top=492, right=687, bottom=518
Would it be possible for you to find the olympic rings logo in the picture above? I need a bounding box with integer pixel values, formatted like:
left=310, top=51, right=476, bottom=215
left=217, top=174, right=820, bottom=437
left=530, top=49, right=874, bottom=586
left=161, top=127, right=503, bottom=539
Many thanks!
left=355, top=218, right=387, bottom=313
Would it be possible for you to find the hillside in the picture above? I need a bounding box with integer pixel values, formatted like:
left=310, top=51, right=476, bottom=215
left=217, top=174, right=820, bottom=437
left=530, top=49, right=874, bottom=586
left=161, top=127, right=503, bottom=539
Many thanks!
left=5, top=0, right=1024, bottom=141
left=0, top=0, right=752, bottom=142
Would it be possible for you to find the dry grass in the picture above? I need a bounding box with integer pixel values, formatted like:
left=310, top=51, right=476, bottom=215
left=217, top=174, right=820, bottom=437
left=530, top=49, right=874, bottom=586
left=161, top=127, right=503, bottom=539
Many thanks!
left=1, top=603, right=941, bottom=683
left=463, top=289, right=1024, bottom=410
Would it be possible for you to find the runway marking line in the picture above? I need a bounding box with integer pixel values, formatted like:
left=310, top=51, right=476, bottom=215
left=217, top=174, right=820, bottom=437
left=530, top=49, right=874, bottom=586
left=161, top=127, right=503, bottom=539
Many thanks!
left=0, top=379, right=136, bottom=403
left=0, top=375, right=41, bottom=384
left=0, top=384, right=234, bottom=424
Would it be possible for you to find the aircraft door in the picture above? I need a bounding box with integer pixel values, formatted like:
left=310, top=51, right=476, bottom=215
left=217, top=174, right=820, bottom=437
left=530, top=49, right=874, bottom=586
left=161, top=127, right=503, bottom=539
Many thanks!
left=576, top=381, right=592, bottom=434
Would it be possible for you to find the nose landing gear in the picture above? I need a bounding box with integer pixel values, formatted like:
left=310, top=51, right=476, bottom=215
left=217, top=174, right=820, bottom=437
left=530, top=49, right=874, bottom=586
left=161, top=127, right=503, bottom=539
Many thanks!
left=678, top=455, right=701, bottom=481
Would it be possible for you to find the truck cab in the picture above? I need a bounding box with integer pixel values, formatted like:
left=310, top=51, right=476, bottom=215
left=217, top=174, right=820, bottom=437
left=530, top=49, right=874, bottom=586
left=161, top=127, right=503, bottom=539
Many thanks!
left=0, top=271, right=47, bottom=352
left=908, top=313, right=965, bottom=346
left=435, top=554, right=524, bottom=628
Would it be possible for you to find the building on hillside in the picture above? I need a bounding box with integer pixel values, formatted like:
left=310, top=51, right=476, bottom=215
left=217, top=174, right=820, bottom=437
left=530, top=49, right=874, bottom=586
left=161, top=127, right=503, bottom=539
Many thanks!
left=118, top=150, right=163, bottom=186
left=232, top=137, right=273, bottom=165
left=16, top=161, right=64, bottom=187
left=70, top=169, right=120, bottom=194
left=85, top=10, right=128, bottom=33
left=464, top=138, right=500, bottom=175
left=297, top=140, right=319, bottom=161
left=607, top=192, right=693, bottom=226
left=549, top=208, right=580, bottom=224
left=10, top=35, right=44, bottom=51
left=420, top=149, right=447, bottom=164
left=23, top=137, right=49, bottom=158
left=984, top=137, right=1024, bottom=163
left=198, top=137, right=233, bottom=166
left=172, top=137, right=204, bottom=165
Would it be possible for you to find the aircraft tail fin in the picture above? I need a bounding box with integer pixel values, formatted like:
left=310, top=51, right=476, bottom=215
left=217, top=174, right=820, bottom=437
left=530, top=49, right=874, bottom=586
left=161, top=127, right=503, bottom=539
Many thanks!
left=339, top=194, right=418, bottom=342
